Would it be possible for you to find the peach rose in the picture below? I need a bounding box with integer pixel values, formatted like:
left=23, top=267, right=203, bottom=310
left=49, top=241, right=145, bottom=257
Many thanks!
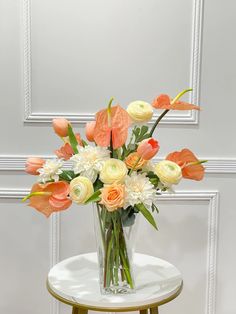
left=25, top=157, right=45, bottom=175
left=100, top=183, right=125, bottom=212
left=125, top=152, right=147, bottom=170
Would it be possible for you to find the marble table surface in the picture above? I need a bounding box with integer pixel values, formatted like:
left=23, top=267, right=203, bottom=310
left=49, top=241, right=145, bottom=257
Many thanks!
left=47, top=252, right=182, bottom=309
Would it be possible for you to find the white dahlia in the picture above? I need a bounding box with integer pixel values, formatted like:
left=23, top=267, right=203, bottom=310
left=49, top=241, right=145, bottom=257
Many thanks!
left=38, top=159, right=64, bottom=183
left=70, top=146, right=110, bottom=182
left=124, top=172, right=158, bottom=209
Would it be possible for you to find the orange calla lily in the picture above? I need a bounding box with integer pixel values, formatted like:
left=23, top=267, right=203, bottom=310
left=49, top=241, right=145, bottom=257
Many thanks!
left=166, top=148, right=205, bottom=181
left=24, top=181, right=72, bottom=217
left=94, top=105, right=131, bottom=149
left=152, top=94, right=200, bottom=111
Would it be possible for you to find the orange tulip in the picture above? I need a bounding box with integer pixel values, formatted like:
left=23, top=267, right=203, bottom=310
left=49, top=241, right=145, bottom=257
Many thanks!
left=85, top=121, right=96, bottom=142
left=94, top=105, right=131, bottom=149
left=55, top=143, right=74, bottom=160
left=24, top=181, right=72, bottom=217
left=25, top=157, right=45, bottom=175
left=152, top=94, right=200, bottom=111
left=137, top=138, right=160, bottom=160
left=166, top=148, right=205, bottom=181
left=52, top=118, right=70, bottom=137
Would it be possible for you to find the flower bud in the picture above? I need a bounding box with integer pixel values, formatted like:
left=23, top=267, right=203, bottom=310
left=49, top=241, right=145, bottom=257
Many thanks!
left=52, top=118, right=70, bottom=137
left=25, top=157, right=45, bottom=175
left=85, top=121, right=96, bottom=142
left=137, top=138, right=160, bottom=160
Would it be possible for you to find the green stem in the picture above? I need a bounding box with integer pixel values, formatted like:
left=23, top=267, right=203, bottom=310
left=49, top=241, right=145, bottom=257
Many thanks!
left=104, top=225, right=112, bottom=288
left=97, top=205, right=105, bottom=250
left=149, top=88, right=193, bottom=136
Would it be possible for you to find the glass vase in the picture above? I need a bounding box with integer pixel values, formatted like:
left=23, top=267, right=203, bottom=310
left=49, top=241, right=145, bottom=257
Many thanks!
left=93, top=203, right=137, bottom=295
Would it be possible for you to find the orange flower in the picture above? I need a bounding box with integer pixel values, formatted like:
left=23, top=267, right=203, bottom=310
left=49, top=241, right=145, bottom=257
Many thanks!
left=137, top=138, right=160, bottom=160
left=25, top=157, right=45, bottom=175
left=55, top=143, right=74, bottom=160
left=166, top=148, right=205, bottom=181
left=125, top=152, right=147, bottom=170
left=152, top=94, right=200, bottom=111
left=94, top=105, right=131, bottom=149
left=25, top=181, right=72, bottom=217
left=100, top=183, right=125, bottom=212
left=75, top=133, right=83, bottom=146
left=52, top=118, right=70, bottom=137
left=85, top=121, right=96, bottom=142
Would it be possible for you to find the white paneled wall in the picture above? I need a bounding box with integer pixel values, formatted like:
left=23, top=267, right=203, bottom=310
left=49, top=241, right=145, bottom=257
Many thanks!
left=0, top=1, right=236, bottom=314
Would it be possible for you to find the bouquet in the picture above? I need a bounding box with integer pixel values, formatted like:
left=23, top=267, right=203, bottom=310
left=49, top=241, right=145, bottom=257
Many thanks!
left=23, top=88, right=206, bottom=294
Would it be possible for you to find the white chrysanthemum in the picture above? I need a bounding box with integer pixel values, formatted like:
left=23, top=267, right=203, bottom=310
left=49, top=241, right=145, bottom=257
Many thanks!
left=124, top=172, right=158, bottom=209
left=38, top=159, right=64, bottom=183
left=70, top=146, right=110, bottom=182
left=142, top=160, right=156, bottom=173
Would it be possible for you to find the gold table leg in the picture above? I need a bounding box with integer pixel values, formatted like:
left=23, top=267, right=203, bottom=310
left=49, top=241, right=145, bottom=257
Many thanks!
left=150, top=307, right=159, bottom=314
left=72, top=307, right=88, bottom=314
left=140, top=310, right=148, bottom=314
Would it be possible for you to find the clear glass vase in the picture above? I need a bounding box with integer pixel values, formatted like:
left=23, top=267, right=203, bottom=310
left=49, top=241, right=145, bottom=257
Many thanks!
left=93, top=203, right=138, bottom=295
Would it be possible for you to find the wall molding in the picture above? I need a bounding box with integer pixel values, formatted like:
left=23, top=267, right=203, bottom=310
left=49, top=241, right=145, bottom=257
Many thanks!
left=0, top=187, right=60, bottom=314
left=0, top=189, right=218, bottom=314
left=1, top=155, right=235, bottom=174
left=159, top=191, right=218, bottom=314
left=22, top=0, right=203, bottom=125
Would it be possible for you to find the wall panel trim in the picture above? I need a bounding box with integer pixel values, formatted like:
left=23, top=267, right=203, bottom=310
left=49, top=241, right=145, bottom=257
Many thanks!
left=22, top=0, right=203, bottom=125
left=0, top=188, right=218, bottom=314
left=1, top=155, right=235, bottom=174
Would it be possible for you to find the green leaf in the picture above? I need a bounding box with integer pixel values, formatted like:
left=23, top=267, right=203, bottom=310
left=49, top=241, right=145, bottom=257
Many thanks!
left=68, top=125, right=78, bottom=154
left=84, top=190, right=101, bottom=204
left=59, top=170, right=77, bottom=182
left=93, top=179, right=103, bottom=191
left=140, top=125, right=149, bottom=137
left=135, top=203, right=158, bottom=230
left=152, top=203, right=159, bottom=214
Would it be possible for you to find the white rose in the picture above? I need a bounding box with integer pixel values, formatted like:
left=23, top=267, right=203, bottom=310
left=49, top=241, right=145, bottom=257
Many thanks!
left=154, top=160, right=182, bottom=186
left=127, top=101, right=153, bottom=123
left=100, top=159, right=128, bottom=184
left=70, top=176, right=94, bottom=204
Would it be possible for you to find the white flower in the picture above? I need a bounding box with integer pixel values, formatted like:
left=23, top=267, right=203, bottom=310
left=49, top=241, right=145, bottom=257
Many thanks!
left=127, top=101, right=153, bottom=123
left=142, top=160, right=156, bottom=173
left=124, top=172, right=158, bottom=209
left=70, top=145, right=110, bottom=182
left=154, top=160, right=182, bottom=187
left=38, top=159, right=64, bottom=183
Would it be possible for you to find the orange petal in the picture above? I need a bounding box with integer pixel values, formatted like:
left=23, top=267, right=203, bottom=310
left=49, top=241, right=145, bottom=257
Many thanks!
left=94, top=105, right=130, bottom=148
left=28, top=182, right=71, bottom=217
left=45, top=181, right=70, bottom=199
left=170, top=100, right=200, bottom=110
left=182, top=164, right=204, bottom=181
left=152, top=94, right=171, bottom=109
left=166, top=148, right=205, bottom=181
left=49, top=196, right=72, bottom=210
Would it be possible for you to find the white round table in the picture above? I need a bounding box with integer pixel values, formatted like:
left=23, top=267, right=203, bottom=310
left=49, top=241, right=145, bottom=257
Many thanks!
left=47, top=252, right=182, bottom=314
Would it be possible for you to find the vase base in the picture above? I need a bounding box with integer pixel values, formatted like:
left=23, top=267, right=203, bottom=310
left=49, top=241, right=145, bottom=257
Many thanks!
left=100, top=284, right=135, bottom=295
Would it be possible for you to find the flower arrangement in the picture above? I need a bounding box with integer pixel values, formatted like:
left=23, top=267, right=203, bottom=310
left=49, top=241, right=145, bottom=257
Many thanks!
left=23, top=88, right=206, bottom=294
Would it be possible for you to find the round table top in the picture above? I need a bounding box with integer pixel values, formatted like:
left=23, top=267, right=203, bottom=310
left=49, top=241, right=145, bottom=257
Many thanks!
left=47, top=252, right=182, bottom=311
